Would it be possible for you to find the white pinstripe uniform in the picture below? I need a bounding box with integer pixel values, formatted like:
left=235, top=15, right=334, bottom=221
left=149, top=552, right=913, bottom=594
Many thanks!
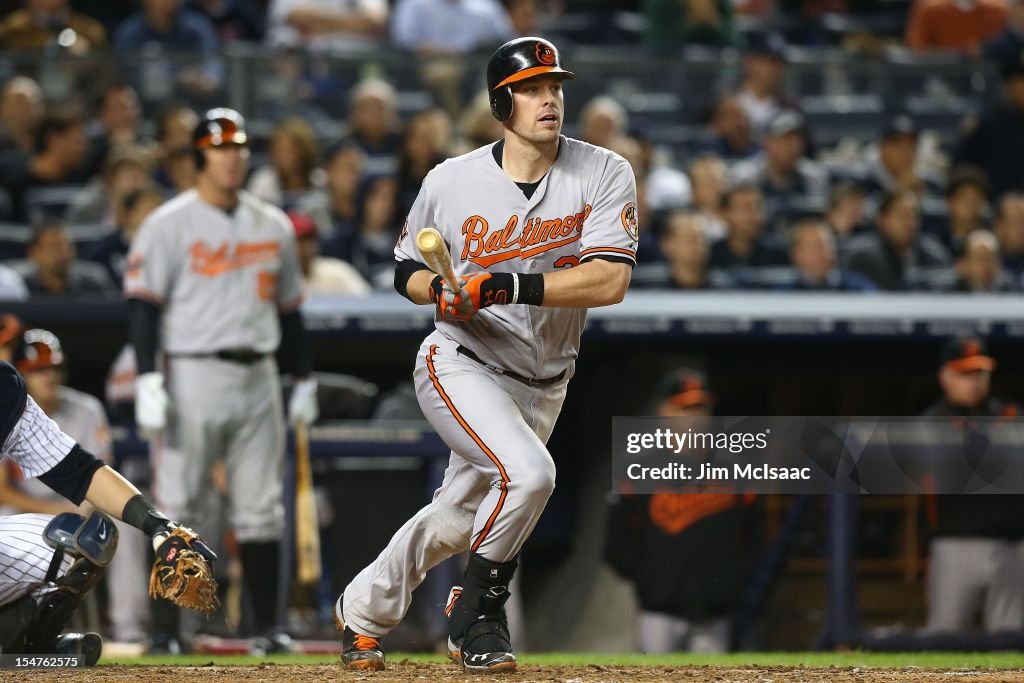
left=0, top=395, right=80, bottom=608
left=342, top=136, right=638, bottom=637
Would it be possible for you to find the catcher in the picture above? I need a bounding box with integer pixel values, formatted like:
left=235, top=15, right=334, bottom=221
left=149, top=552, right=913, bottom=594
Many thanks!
left=0, top=361, right=217, bottom=664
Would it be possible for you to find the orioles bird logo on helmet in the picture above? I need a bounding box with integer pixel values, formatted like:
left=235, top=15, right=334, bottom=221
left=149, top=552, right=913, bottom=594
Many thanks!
left=535, top=41, right=556, bottom=66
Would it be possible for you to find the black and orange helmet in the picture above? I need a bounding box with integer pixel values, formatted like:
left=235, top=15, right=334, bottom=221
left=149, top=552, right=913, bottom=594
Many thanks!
left=486, top=37, right=575, bottom=122
left=193, top=108, right=248, bottom=169
left=13, top=329, right=64, bottom=373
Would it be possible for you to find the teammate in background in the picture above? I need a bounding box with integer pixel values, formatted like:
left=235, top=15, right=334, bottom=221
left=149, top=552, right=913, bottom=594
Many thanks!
left=124, top=108, right=318, bottom=654
left=336, top=37, right=636, bottom=672
left=606, top=370, right=757, bottom=653
left=0, top=359, right=213, bottom=663
left=0, top=330, right=150, bottom=644
left=922, top=337, right=1024, bottom=633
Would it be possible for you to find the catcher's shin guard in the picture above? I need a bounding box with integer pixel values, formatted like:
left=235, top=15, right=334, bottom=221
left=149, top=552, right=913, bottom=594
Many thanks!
left=21, top=555, right=108, bottom=654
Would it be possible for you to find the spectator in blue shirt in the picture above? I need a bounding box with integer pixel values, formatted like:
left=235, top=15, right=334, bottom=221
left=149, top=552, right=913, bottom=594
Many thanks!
left=391, top=0, right=511, bottom=56
left=114, top=0, right=222, bottom=95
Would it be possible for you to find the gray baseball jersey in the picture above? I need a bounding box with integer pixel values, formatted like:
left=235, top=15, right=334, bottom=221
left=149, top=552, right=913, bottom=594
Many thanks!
left=124, top=189, right=305, bottom=354
left=395, top=136, right=638, bottom=379
left=343, top=137, right=638, bottom=639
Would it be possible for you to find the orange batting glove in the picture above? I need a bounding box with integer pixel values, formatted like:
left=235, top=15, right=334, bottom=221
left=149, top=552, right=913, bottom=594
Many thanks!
left=428, top=273, right=512, bottom=321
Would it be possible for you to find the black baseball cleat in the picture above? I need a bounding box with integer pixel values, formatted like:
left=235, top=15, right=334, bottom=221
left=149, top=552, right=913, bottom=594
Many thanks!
left=53, top=632, right=103, bottom=666
left=446, top=584, right=516, bottom=673
left=456, top=615, right=517, bottom=673
left=334, top=596, right=385, bottom=670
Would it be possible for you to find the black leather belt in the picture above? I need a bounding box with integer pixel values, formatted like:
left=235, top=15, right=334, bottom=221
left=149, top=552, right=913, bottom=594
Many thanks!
left=456, top=345, right=566, bottom=386
left=173, top=349, right=269, bottom=365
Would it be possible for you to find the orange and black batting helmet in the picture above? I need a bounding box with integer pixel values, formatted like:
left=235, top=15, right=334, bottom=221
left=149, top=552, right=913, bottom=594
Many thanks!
left=13, top=329, right=64, bottom=374
left=487, top=37, right=575, bottom=122
left=192, top=108, right=248, bottom=169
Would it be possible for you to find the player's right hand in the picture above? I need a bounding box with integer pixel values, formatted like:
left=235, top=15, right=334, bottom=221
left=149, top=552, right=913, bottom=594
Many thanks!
left=135, top=372, right=169, bottom=438
left=429, top=274, right=494, bottom=321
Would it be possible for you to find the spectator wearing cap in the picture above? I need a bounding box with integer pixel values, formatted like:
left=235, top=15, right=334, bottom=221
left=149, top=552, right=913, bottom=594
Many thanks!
left=731, top=110, right=829, bottom=210
left=934, top=167, right=991, bottom=253
left=346, top=78, right=402, bottom=176
left=633, top=210, right=734, bottom=289
left=643, top=0, right=740, bottom=55
left=955, top=55, right=1024, bottom=198
left=391, top=0, right=512, bottom=56
left=85, top=186, right=164, bottom=288
left=295, top=140, right=364, bottom=241
left=947, top=229, right=1017, bottom=291
left=825, top=183, right=869, bottom=240
left=783, top=219, right=876, bottom=291
left=288, top=211, right=370, bottom=295
left=3, top=110, right=92, bottom=224
left=921, top=337, right=1024, bottom=634
left=16, top=221, right=116, bottom=296
left=688, top=155, right=730, bottom=241
left=709, top=184, right=786, bottom=271
left=860, top=116, right=943, bottom=200
left=0, top=0, right=106, bottom=52
left=606, top=369, right=757, bottom=653
left=905, top=0, right=1008, bottom=53
left=698, top=95, right=758, bottom=162
left=266, top=0, right=387, bottom=53
left=994, top=192, right=1024, bottom=276
left=843, top=190, right=951, bottom=290
left=247, top=117, right=324, bottom=210
left=733, top=32, right=793, bottom=138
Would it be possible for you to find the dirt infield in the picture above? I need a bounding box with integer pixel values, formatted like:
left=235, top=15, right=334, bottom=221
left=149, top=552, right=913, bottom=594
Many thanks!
left=15, top=663, right=1024, bottom=682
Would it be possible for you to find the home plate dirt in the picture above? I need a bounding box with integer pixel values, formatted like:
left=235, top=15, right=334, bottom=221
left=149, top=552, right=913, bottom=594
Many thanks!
left=12, top=663, right=1024, bottom=682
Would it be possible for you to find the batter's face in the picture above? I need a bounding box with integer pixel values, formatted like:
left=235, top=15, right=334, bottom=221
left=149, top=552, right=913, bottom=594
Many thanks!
left=507, top=74, right=565, bottom=144
left=201, top=144, right=250, bottom=192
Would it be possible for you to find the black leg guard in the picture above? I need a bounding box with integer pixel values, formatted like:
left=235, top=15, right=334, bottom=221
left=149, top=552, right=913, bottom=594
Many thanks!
left=0, top=595, right=38, bottom=653
left=448, top=553, right=518, bottom=643
left=21, top=557, right=107, bottom=654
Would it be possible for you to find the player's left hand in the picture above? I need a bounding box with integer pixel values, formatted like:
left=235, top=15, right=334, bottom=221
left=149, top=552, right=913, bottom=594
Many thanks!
left=288, top=377, right=319, bottom=426
left=429, top=273, right=514, bottom=321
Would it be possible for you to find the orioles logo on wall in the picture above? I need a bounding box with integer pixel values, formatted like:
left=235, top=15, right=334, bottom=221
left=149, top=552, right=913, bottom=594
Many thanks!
left=536, top=42, right=556, bottom=66
left=621, top=202, right=639, bottom=241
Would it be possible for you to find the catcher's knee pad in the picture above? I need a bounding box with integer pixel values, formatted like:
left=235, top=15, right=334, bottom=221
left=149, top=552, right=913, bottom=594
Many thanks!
left=418, top=505, right=474, bottom=554
left=18, top=512, right=117, bottom=653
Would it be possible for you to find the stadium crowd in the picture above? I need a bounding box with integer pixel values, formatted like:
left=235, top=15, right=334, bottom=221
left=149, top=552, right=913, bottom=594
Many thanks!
left=0, top=0, right=1022, bottom=298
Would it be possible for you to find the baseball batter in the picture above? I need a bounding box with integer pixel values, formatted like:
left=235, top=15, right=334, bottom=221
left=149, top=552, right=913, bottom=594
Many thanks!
left=0, top=359, right=215, bottom=663
left=124, top=108, right=318, bottom=652
left=336, top=37, right=637, bottom=672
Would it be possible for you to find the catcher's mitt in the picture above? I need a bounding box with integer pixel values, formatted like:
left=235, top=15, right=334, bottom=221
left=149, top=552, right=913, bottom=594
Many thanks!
left=148, top=526, right=220, bottom=615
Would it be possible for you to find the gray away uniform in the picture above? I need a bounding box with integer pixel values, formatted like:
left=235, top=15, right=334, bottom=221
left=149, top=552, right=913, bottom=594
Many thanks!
left=342, top=136, right=638, bottom=637
left=124, top=189, right=304, bottom=543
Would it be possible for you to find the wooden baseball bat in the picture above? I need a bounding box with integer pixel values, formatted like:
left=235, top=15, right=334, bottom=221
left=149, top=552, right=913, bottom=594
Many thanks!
left=416, top=227, right=460, bottom=287
left=294, top=420, right=321, bottom=586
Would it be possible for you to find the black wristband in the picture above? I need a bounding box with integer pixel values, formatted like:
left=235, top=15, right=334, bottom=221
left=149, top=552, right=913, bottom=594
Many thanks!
left=428, top=274, right=443, bottom=302
left=122, top=494, right=172, bottom=537
left=517, top=273, right=544, bottom=306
